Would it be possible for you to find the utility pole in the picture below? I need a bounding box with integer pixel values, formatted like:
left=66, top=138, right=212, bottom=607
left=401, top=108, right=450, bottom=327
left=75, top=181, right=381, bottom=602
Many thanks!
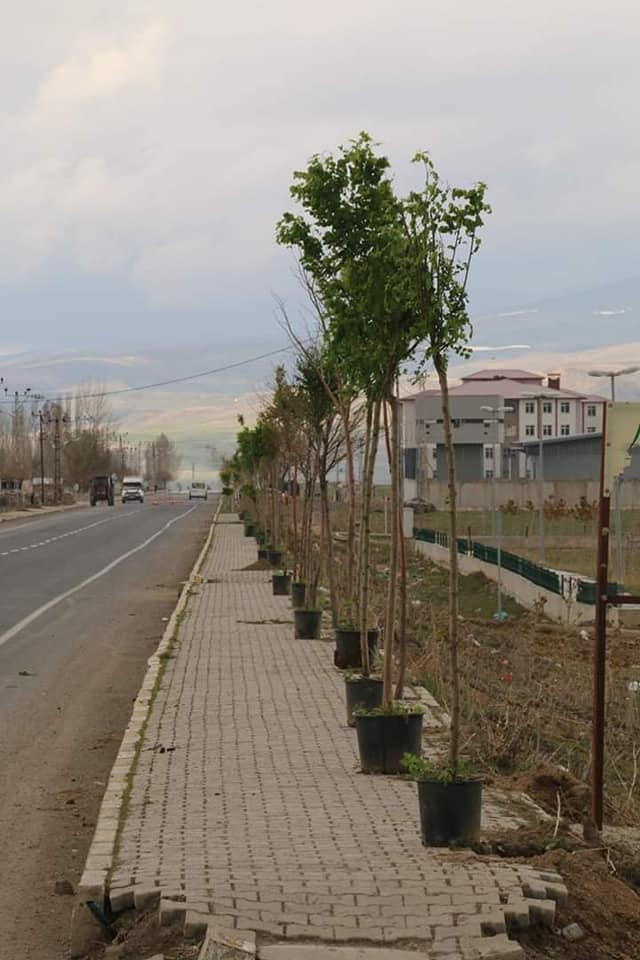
left=32, top=410, right=46, bottom=505
left=522, top=392, right=549, bottom=563
left=481, top=404, right=513, bottom=620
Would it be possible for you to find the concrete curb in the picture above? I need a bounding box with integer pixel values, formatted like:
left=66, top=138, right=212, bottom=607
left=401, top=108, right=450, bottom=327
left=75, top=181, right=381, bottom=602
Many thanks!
left=69, top=500, right=223, bottom=957
left=0, top=501, right=87, bottom=526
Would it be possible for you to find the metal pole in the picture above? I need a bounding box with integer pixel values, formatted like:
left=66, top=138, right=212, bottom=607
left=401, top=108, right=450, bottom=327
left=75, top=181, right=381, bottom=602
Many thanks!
left=495, top=418, right=503, bottom=618
left=39, top=413, right=45, bottom=505
left=538, top=399, right=545, bottom=564
left=593, top=404, right=609, bottom=831
left=614, top=475, right=624, bottom=588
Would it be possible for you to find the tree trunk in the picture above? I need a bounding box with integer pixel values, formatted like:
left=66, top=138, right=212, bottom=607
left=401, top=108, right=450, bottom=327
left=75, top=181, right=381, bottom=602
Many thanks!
left=320, top=435, right=339, bottom=627
left=342, top=400, right=357, bottom=599
left=394, top=391, right=408, bottom=701
left=436, top=356, right=461, bottom=777
left=383, top=392, right=399, bottom=709
left=292, top=462, right=299, bottom=579
left=306, top=448, right=320, bottom=606
left=358, top=398, right=382, bottom=678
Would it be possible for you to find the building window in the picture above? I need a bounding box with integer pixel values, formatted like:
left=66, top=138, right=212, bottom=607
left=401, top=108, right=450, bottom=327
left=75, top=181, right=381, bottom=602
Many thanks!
left=560, top=401, right=570, bottom=414
left=525, top=424, right=535, bottom=436
left=561, top=424, right=570, bottom=436
left=525, top=401, right=535, bottom=414
left=485, top=447, right=494, bottom=459
left=587, top=427, right=597, bottom=434
left=485, top=470, right=494, bottom=479
left=543, top=401, right=552, bottom=414
left=543, top=424, right=553, bottom=436
left=587, top=404, right=597, bottom=417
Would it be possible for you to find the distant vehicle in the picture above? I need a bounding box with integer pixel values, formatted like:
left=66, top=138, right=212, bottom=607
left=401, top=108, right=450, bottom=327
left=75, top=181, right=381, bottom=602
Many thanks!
left=122, top=476, right=145, bottom=504
left=404, top=497, right=436, bottom=515
left=189, top=481, right=208, bottom=501
left=90, top=475, right=114, bottom=507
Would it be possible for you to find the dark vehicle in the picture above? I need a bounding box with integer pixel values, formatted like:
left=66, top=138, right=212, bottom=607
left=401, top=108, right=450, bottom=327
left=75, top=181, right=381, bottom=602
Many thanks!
left=90, top=475, right=115, bottom=507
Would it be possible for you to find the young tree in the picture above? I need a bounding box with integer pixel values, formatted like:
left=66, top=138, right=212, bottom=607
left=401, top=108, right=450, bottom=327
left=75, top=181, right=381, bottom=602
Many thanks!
left=402, top=153, right=490, bottom=775
left=277, top=132, right=424, bottom=703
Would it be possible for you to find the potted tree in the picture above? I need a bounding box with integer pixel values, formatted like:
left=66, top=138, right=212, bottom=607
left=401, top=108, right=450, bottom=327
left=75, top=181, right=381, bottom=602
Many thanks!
left=395, top=150, right=490, bottom=838
left=402, top=755, right=482, bottom=846
left=334, top=600, right=380, bottom=670
left=278, top=132, right=425, bottom=769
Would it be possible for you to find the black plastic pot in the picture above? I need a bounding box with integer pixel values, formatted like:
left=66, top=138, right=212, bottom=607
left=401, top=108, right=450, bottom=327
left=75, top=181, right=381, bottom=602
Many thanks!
left=417, top=778, right=483, bottom=847
left=268, top=549, right=283, bottom=567
left=345, top=677, right=383, bottom=727
left=291, top=582, right=306, bottom=608
left=244, top=522, right=255, bottom=537
left=355, top=711, right=423, bottom=774
left=334, top=628, right=380, bottom=670
left=272, top=573, right=292, bottom=596
left=294, top=608, right=322, bottom=639
left=257, top=548, right=269, bottom=561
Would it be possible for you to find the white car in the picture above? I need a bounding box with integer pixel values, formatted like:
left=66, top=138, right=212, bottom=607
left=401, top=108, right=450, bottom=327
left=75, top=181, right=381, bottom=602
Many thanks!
left=189, top=481, right=208, bottom=500
left=122, top=476, right=145, bottom=503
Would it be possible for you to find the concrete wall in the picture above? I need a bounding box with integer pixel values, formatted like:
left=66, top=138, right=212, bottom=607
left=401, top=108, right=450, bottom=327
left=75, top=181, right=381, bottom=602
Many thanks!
left=412, top=537, right=607, bottom=625
left=526, top=437, right=640, bottom=481
left=435, top=444, right=485, bottom=484
left=417, top=477, right=640, bottom=510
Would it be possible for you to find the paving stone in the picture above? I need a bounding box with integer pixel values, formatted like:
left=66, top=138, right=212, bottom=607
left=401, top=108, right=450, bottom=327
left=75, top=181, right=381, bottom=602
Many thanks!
left=107, top=515, right=564, bottom=946
left=259, top=950, right=432, bottom=959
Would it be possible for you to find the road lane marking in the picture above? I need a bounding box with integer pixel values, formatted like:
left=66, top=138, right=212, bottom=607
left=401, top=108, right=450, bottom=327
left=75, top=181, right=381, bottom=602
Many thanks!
left=0, top=506, right=197, bottom=650
left=0, top=512, right=134, bottom=557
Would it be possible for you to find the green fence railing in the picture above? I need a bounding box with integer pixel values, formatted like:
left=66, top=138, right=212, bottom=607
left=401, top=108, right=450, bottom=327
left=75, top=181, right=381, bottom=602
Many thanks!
left=414, top=527, right=609, bottom=604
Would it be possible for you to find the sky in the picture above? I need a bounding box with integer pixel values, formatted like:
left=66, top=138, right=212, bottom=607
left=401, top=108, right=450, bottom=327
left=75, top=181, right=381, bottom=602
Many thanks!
left=1, top=1, right=640, bottom=471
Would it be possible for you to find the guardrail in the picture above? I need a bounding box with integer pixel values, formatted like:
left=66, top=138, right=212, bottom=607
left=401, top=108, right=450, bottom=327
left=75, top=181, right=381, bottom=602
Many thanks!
left=413, top=527, right=618, bottom=606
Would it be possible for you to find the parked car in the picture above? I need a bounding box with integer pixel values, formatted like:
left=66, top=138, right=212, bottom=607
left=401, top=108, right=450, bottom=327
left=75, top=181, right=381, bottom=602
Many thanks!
left=122, top=476, right=145, bottom=504
left=404, top=497, right=436, bottom=515
left=90, top=475, right=114, bottom=507
left=189, top=481, right=208, bottom=501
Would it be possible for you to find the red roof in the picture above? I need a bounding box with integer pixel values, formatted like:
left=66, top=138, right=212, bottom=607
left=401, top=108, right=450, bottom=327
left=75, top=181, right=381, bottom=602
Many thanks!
left=461, top=369, right=544, bottom=382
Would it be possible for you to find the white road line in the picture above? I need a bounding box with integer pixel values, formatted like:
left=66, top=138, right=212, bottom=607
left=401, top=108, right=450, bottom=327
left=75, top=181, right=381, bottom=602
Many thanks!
left=0, top=507, right=197, bottom=650
left=0, top=512, right=132, bottom=557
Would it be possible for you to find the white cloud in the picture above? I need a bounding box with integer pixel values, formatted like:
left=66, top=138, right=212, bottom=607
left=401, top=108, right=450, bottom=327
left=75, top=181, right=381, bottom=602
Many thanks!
left=0, top=0, right=639, bottom=326
left=37, top=20, right=169, bottom=106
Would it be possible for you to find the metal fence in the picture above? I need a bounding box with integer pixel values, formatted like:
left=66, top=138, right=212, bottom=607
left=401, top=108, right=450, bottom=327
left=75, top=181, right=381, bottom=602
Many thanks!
left=413, top=527, right=612, bottom=605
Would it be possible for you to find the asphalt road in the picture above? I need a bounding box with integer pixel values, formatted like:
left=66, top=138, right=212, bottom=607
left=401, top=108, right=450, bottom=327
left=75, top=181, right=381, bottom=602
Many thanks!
left=0, top=496, right=215, bottom=959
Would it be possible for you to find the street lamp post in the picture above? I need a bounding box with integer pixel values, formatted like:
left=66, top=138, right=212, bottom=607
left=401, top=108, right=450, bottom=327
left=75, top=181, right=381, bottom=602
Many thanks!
left=481, top=405, right=513, bottom=620
left=588, top=366, right=640, bottom=588
left=522, top=392, right=549, bottom=564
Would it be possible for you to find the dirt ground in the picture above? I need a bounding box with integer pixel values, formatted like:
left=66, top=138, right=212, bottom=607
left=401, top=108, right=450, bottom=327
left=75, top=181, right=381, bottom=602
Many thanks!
left=517, top=848, right=640, bottom=959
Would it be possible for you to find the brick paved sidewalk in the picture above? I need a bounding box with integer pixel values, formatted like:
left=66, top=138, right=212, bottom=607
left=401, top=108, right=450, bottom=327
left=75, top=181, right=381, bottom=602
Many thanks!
left=109, top=514, right=566, bottom=958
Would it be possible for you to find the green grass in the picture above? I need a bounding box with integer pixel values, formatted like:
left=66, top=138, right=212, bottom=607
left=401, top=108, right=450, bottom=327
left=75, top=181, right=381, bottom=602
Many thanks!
left=412, top=509, right=640, bottom=590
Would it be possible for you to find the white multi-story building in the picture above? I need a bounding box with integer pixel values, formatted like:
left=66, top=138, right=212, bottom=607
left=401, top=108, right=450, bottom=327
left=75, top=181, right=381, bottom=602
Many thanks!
left=401, top=368, right=606, bottom=494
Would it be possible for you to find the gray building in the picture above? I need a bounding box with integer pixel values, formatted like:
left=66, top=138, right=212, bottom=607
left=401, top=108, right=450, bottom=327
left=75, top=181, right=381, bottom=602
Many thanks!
left=520, top=432, right=640, bottom=481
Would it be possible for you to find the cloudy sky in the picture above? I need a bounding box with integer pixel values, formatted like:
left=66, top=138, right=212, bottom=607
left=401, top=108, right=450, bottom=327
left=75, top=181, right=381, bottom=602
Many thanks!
left=1, top=0, right=639, bottom=465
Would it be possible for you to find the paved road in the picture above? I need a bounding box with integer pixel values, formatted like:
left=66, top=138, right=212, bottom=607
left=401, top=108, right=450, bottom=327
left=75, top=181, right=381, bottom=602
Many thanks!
left=0, top=497, right=214, bottom=959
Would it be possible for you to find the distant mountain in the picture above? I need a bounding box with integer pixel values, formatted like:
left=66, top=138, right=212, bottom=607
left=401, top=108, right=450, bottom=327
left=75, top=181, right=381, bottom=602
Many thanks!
left=474, top=275, right=640, bottom=351
left=0, top=340, right=293, bottom=481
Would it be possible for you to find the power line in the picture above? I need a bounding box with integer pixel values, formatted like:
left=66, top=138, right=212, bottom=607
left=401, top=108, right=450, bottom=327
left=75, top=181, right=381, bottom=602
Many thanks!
left=0, top=343, right=297, bottom=405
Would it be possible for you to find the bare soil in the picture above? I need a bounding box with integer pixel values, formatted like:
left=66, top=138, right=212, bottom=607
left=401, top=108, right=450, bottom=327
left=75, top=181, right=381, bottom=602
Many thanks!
left=516, top=849, right=640, bottom=959
left=86, top=909, right=201, bottom=960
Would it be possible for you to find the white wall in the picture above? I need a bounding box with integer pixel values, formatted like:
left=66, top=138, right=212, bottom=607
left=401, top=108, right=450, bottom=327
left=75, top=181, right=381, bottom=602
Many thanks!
left=412, top=538, right=618, bottom=625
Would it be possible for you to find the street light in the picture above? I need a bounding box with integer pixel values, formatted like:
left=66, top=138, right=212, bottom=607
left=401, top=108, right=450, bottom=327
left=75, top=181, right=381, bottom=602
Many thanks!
left=587, top=366, right=640, bottom=401
left=588, top=366, right=640, bottom=588
left=481, top=405, right=513, bottom=620
left=521, top=392, right=550, bottom=564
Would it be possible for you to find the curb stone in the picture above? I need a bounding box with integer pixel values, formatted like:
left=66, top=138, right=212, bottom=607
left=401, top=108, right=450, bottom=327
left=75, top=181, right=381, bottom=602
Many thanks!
left=69, top=501, right=222, bottom=957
